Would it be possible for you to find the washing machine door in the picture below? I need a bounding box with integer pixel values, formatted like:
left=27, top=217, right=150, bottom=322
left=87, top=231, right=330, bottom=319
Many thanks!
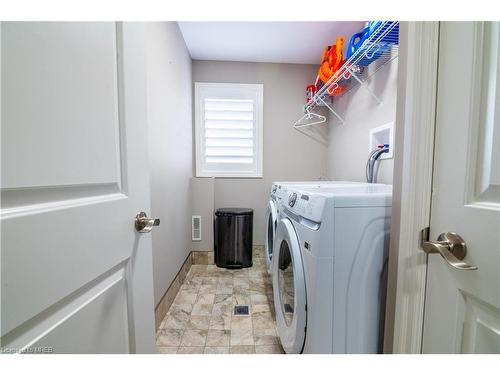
left=272, top=218, right=307, bottom=354
left=264, top=199, right=278, bottom=274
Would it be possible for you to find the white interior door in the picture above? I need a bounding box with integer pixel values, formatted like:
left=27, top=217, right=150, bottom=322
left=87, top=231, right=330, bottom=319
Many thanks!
left=422, top=22, right=500, bottom=353
left=1, top=22, right=156, bottom=353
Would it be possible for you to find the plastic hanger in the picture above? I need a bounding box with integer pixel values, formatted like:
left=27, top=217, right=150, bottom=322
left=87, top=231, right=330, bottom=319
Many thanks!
left=293, top=109, right=326, bottom=129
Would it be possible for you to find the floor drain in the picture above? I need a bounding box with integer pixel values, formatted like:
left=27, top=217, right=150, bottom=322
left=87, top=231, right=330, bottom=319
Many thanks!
left=284, top=304, right=294, bottom=313
left=234, top=305, right=249, bottom=315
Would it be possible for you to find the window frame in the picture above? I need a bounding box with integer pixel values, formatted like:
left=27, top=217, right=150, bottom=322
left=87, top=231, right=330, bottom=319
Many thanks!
left=194, top=82, right=264, bottom=178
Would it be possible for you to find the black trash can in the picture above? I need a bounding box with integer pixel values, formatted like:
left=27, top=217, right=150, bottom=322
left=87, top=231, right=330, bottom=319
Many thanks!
left=214, top=208, right=253, bottom=269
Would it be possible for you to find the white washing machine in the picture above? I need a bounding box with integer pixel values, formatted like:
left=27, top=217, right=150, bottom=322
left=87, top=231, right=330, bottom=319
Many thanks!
left=265, top=183, right=296, bottom=274
left=264, top=181, right=368, bottom=275
left=272, top=184, right=392, bottom=353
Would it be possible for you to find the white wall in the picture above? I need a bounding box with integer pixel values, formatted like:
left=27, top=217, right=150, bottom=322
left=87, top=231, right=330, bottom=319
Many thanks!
left=145, top=22, right=193, bottom=305
left=192, top=61, right=328, bottom=247
left=191, top=177, right=214, bottom=251
left=326, top=57, right=398, bottom=184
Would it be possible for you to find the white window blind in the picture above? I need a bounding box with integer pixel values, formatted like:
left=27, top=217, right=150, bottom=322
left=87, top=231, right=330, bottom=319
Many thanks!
left=195, top=83, right=263, bottom=177
left=204, top=99, right=255, bottom=164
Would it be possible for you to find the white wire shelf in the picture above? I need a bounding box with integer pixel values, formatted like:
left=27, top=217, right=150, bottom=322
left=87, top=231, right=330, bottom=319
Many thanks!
left=295, top=21, right=399, bottom=128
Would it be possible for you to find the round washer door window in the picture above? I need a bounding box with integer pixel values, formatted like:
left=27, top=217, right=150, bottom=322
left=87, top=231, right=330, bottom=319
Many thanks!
left=272, top=218, right=307, bottom=353
left=278, top=240, right=295, bottom=326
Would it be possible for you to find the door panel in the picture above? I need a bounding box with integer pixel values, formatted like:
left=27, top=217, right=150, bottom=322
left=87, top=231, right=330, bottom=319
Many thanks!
left=1, top=22, right=155, bottom=353
left=459, top=292, right=500, bottom=353
left=2, top=23, right=122, bottom=189
left=1, top=200, right=131, bottom=335
left=422, top=22, right=500, bottom=353
left=6, top=266, right=130, bottom=354
left=466, top=20, right=500, bottom=209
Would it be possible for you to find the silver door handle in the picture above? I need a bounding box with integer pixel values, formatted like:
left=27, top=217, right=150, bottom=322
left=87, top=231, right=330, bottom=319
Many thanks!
left=135, top=212, right=160, bottom=233
left=421, top=230, right=477, bottom=270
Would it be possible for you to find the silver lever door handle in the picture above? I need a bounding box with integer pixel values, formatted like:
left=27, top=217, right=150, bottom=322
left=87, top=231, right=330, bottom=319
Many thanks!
left=421, top=230, right=477, bottom=270
left=135, top=212, right=160, bottom=233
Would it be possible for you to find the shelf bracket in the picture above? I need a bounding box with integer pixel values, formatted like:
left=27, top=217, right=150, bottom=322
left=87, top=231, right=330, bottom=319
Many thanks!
left=347, top=66, right=382, bottom=104
left=316, top=96, right=344, bottom=123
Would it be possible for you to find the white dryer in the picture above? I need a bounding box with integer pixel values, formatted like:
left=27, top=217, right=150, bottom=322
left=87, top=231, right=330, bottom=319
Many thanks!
left=272, top=184, right=392, bottom=353
left=264, top=181, right=368, bottom=275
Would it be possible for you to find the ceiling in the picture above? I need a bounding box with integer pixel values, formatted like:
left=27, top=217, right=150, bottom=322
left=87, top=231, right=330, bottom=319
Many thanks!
left=178, top=22, right=365, bottom=65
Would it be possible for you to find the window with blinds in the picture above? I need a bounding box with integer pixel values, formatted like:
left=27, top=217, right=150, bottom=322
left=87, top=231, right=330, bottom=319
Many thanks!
left=195, top=83, right=263, bottom=177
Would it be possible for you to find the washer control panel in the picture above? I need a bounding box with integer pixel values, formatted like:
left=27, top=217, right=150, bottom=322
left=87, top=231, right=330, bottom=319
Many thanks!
left=286, top=190, right=326, bottom=223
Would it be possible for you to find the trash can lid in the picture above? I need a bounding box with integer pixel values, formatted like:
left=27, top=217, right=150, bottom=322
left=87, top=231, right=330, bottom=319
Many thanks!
left=215, top=208, right=253, bottom=216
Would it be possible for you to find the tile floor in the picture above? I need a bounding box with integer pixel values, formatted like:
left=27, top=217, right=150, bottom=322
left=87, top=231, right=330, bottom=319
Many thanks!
left=156, top=246, right=284, bottom=354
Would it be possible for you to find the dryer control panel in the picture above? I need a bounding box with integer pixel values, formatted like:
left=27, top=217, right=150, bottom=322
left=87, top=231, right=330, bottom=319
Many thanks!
left=271, top=184, right=289, bottom=202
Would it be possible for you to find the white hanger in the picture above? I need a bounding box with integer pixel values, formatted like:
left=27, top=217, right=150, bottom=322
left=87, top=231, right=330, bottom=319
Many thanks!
left=293, top=108, right=326, bottom=129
